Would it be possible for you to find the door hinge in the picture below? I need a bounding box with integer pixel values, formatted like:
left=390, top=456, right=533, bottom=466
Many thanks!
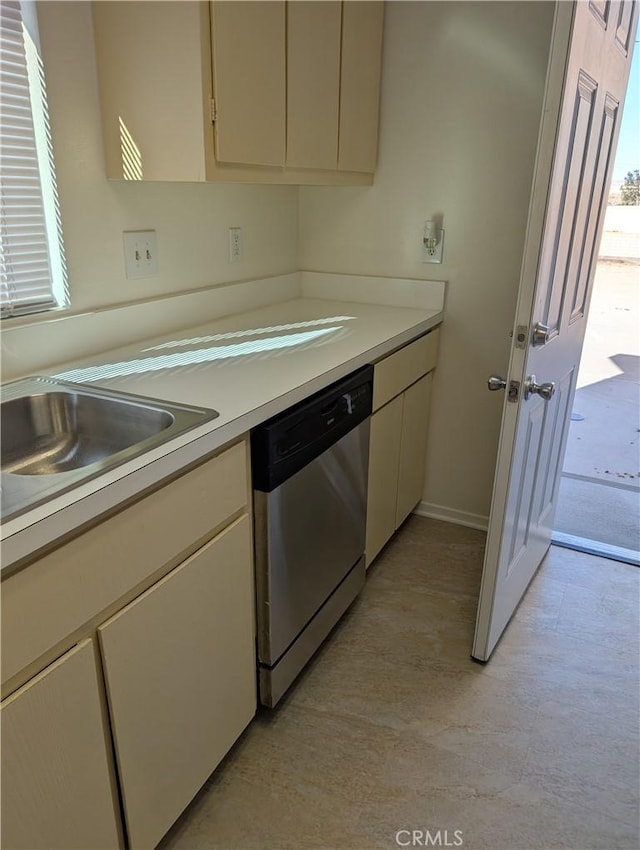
left=507, top=380, right=520, bottom=403
left=210, top=97, right=217, bottom=123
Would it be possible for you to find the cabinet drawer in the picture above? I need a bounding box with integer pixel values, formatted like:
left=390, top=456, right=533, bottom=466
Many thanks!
left=1, top=440, right=247, bottom=687
left=372, top=328, right=440, bottom=412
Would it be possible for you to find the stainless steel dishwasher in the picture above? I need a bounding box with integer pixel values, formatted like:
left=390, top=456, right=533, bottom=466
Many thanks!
left=251, top=365, right=373, bottom=707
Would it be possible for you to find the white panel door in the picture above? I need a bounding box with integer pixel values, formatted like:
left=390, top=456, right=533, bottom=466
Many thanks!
left=473, top=0, right=637, bottom=660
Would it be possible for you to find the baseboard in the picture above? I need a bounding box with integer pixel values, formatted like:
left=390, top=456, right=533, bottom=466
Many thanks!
left=414, top=501, right=489, bottom=532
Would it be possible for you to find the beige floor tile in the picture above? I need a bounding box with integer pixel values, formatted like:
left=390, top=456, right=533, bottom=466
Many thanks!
left=160, top=518, right=640, bottom=850
left=356, top=777, right=638, bottom=850
left=553, top=582, right=640, bottom=652
left=541, top=545, right=640, bottom=599
left=520, top=697, right=639, bottom=827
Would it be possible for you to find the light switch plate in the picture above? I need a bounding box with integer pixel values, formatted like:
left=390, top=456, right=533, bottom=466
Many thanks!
left=123, top=230, right=158, bottom=279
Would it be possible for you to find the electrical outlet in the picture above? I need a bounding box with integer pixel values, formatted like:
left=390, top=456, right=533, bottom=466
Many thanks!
left=422, top=221, right=444, bottom=264
left=123, top=230, right=158, bottom=279
left=228, top=227, right=243, bottom=263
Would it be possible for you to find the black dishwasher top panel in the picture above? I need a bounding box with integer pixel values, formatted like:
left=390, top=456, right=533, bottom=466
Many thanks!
left=252, top=365, right=373, bottom=492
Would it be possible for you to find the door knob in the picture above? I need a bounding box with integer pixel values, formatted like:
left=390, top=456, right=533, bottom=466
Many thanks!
left=524, top=375, right=556, bottom=401
left=487, top=375, right=507, bottom=391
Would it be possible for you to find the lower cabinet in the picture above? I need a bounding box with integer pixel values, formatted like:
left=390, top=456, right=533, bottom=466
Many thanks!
left=1, top=438, right=256, bottom=850
left=366, top=394, right=403, bottom=563
left=396, top=373, right=434, bottom=528
left=0, top=640, right=122, bottom=850
left=98, top=515, right=256, bottom=850
left=366, top=330, right=439, bottom=567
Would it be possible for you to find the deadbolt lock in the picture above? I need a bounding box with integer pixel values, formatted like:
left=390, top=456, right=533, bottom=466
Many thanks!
left=532, top=322, right=550, bottom=347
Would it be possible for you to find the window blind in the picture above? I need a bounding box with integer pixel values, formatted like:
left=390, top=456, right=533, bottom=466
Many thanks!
left=0, top=0, right=67, bottom=318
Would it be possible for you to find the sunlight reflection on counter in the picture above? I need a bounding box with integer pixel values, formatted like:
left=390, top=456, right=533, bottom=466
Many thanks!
left=53, top=326, right=345, bottom=383
left=140, top=317, right=357, bottom=352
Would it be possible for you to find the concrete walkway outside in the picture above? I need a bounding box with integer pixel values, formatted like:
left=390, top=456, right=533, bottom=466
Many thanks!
left=554, top=252, right=640, bottom=556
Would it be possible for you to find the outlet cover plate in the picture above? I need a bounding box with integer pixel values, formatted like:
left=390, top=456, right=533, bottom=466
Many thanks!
left=228, top=227, right=243, bottom=263
left=422, top=228, right=444, bottom=264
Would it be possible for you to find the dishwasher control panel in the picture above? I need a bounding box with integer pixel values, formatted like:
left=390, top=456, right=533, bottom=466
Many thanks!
left=251, top=365, right=373, bottom=492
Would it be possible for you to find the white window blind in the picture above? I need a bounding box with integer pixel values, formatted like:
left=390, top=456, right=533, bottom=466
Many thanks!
left=0, top=0, right=67, bottom=318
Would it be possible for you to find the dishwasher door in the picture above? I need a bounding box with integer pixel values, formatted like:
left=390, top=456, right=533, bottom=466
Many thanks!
left=254, top=417, right=369, bottom=668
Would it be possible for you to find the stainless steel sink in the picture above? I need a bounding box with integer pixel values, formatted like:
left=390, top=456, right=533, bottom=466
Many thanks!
left=1, top=378, right=219, bottom=520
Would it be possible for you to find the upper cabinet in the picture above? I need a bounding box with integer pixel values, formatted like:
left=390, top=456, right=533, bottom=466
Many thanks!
left=339, top=1, right=385, bottom=173
left=286, top=1, right=342, bottom=170
left=92, top=1, right=384, bottom=185
left=211, top=1, right=286, bottom=168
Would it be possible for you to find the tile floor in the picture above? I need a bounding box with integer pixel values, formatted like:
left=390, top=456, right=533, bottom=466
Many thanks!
left=160, top=516, right=640, bottom=850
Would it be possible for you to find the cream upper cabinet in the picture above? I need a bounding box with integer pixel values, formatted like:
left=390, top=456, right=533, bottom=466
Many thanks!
left=1, top=640, right=122, bottom=850
left=286, top=1, right=341, bottom=170
left=211, top=1, right=286, bottom=167
left=366, top=329, right=440, bottom=567
left=92, top=1, right=383, bottom=184
left=93, top=1, right=212, bottom=182
left=339, top=1, right=385, bottom=173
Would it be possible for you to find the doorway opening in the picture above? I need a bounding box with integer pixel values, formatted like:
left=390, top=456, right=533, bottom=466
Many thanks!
left=552, top=40, right=639, bottom=567
left=552, top=237, right=640, bottom=566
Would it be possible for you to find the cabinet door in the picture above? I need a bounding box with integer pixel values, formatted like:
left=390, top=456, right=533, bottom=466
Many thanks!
left=92, top=1, right=211, bottom=182
left=365, top=394, right=403, bottom=566
left=286, top=1, right=342, bottom=169
left=396, top=374, right=433, bottom=528
left=1, top=640, right=121, bottom=850
left=338, top=1, right=384, bottom=173
left=98, top=515, right=256, bottom=850
left=211, top=1, right=286, bottom=166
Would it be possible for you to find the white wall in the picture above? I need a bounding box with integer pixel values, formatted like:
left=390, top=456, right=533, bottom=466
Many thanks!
left=600, top=206, right=640, bottom=261
left=3, top=1, right=556, bottom=525
left=2, top=2, right=297, bottom=355
left=299, top=1, right=555, bottom=522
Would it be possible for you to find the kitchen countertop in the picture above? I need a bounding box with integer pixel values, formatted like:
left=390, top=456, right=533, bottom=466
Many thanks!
left=1, top=294, right=443, bottom=573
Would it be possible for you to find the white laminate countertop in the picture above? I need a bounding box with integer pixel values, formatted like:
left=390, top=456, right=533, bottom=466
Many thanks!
left=1, top=295, right=443, bottom=572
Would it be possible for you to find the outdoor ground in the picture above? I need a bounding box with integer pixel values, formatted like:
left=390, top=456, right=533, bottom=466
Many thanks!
left=554, top=254, right=640, bottom=556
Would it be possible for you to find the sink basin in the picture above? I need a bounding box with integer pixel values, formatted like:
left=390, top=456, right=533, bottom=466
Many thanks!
left=2, top=391, right=175, bottom=475
left=1, top=378, right=219, bottom=520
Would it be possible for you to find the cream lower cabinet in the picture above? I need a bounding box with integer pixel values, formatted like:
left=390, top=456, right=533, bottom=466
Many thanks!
left=396, top=373, right=434, bottom=528
left=1, top=438, right=255, bottom=850
left=98, top=515, right=255, bottom=850
left=366, top=394, right=403, bottom=563
left=0, top=640, right=122, bottom=850
left=366, top=329, right=440, bottom=567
